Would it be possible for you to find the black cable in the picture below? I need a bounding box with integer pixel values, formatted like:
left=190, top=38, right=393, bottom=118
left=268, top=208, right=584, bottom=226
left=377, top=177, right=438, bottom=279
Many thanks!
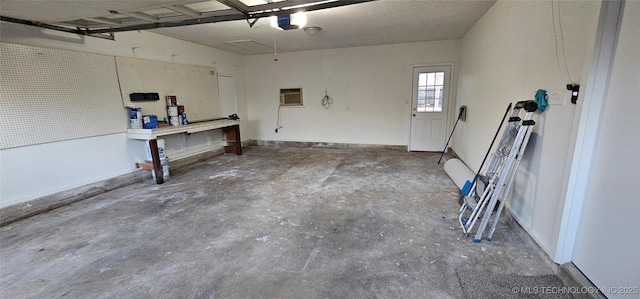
left=552, top=0, right=574, bottom=84
left=321, top=89, right=333, bottom=109
left=275, top=104, right=283, bottom=133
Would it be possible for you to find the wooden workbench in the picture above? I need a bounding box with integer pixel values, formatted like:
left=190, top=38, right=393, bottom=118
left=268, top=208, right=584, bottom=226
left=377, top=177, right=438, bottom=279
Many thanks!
left=127, top=119, right=241, bottom=184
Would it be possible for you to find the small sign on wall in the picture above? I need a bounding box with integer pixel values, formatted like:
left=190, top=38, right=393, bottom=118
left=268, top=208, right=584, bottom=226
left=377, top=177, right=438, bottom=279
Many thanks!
left=129, top=93, right=160, bottom=102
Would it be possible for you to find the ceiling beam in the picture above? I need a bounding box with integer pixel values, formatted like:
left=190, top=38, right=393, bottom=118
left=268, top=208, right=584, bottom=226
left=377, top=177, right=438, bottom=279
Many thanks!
left=83, top=17, right=121, bottom=26
left=248, top=0, right=324, bottom=13
left=218, top=0, right=251, bottom=14
left=119, top=12, right=160, bottom=22
left=0, top=15, right=84, bottom=35
left=58, top=8, right=239, bottom=30
left=86, top=0, right=375, bottom=34
left=165, top=5, right=202, bottom=17
left=0, top=0, right=376, bottom=36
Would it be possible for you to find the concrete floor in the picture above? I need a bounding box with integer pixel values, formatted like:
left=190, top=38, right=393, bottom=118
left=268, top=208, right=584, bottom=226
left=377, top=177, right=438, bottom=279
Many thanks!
left=0, top=146, right=556, bottom=298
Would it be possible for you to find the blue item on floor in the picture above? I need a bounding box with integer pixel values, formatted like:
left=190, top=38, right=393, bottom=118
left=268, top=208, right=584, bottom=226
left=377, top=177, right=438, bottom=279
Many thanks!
left=462, top=180, right=473, bottom=195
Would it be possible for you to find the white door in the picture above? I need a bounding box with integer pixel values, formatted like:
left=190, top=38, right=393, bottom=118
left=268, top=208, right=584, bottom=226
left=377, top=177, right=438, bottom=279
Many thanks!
left=571, top=2, right=639, bottom=297
left=409, top=65, right=451, bottom=151
left=218, top=74, right=237, bottom=117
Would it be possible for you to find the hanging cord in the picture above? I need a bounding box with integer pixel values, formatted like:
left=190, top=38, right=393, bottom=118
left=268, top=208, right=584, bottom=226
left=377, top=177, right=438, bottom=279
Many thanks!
left=551, top=0, right=574, bottom=84
left=321, top=89, right=333, bottom=109
left=273, top=34, right=279, bottom=62
left=114, top=59, right=126, bottom=108
left=273, top=32, right=281, bottom=132
left=275, top=104, right=283, bottom=133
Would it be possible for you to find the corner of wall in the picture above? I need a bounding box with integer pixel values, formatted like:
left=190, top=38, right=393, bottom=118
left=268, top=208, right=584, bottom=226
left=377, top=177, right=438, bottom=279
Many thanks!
left=452, top=0, right=602, bottom=263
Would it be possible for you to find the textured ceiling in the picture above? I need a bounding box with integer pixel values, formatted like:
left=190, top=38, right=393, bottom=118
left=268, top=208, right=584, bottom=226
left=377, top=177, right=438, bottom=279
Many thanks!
left=152, top=0, right=496, bottom=54
left=0, top=0, right=496, bottom=54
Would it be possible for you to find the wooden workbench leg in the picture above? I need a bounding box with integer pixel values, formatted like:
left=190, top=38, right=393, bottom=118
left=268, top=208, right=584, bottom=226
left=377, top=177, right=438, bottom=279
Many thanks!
left=233, top=125, right=242, bottom=155
left=223, top=125, right=242, bottom=155
left=149, top=139, right=164, bottom=184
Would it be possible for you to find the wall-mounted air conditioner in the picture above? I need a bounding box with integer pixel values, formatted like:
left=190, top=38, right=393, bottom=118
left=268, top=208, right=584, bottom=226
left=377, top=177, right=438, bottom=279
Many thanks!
left=280, top=88, right=303, bottom=106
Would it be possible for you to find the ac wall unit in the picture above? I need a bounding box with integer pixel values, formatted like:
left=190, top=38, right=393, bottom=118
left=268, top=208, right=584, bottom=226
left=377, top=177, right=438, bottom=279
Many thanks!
left=280, top=88, right=303, bottom=106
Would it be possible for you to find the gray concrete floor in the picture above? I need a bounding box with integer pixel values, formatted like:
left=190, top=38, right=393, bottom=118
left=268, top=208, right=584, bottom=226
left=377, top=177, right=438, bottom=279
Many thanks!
left=0, top=146, right=556, bottom=298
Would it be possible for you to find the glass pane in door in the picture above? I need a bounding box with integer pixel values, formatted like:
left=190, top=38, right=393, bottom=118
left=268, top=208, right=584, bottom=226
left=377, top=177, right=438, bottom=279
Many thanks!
left=416, top=71, right=444, bottom=112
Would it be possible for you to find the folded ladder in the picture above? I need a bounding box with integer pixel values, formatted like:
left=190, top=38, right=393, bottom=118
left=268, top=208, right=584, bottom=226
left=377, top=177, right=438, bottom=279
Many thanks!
left=458, top=100, right=538, bottom=242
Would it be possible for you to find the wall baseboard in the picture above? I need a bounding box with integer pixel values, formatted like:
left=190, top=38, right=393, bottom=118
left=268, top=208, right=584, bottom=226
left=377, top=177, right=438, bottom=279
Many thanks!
left=504, top=215, right=602, bottom=299
left=0, top=147, right=228, bottom=226
left=558, top=263, right=607, bottom=299
left=505, top=214, right=560, bottom=272
left=0, top=169, right=149, bottom=226
left=1, top=140, right=408, bottom=225
left=253, top=140, right=407, bottom=150
left=450, top=147, right=600, bottom=297
left=168, top=148, right=225, bottom=171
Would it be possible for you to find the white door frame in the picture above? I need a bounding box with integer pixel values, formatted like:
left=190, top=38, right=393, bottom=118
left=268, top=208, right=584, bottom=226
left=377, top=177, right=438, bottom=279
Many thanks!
left=553, top=0, right=623, bottom=264
left=407, top=63, right=455, bottom=152
left=217, top=73, right=238, bottom=117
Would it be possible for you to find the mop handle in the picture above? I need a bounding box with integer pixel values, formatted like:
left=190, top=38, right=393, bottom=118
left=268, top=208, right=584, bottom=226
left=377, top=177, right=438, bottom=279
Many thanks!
left=438, top=106, right=466, bottom=164
left=468, top=102, right=512, bottom=194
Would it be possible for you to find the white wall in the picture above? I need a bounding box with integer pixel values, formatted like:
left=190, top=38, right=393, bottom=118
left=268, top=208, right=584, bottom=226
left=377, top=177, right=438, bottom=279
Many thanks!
left=0, top=134, right=145, bottom=207
left=244, top=40, right=460, bottom=145
left=453, top=0, right=600, bottom=256
left=0, top=23, right=247, bottom=208
left=571, top=0, right=640, bottom=295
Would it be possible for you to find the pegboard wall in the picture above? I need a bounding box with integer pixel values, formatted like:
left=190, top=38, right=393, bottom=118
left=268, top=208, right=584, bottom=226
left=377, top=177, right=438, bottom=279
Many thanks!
left=0, top=43, right=126, bottom=149
left=116, top=56, right=220, bottom=122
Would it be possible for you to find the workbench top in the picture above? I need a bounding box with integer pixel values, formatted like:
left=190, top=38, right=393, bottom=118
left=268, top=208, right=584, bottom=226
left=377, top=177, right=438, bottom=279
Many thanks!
left=126, top=119, right=240, bottom=140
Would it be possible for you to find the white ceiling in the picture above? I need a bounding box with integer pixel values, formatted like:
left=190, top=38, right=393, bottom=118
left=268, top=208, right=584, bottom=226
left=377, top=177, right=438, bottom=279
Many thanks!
left=0, top=0, right=496, bottom=54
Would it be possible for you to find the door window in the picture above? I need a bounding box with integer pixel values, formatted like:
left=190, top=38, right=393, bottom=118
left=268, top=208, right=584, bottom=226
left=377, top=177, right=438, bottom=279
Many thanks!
left=417, top=72, right=444, bottom=112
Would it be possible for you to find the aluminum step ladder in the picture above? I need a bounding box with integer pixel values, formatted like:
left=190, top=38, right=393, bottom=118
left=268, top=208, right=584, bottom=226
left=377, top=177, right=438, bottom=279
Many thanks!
left=458, top=100, right=538, bottom=242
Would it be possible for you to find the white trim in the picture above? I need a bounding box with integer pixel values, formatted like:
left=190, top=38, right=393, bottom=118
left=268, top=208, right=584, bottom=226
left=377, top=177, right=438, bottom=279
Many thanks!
left=509, top=210, right=553, bottom=256
left=218, top=73, right=238, bottom=115
left=553, top=0, right=624, bottom=264
left=217, top=73, right=234, bottom=78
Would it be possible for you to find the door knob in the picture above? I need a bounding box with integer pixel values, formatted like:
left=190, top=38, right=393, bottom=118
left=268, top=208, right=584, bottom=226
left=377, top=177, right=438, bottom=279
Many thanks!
left=413, top=114, right=416, bottom=117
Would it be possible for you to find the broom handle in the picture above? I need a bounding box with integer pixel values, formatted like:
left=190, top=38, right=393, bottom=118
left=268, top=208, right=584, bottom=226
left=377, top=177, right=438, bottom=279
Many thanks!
left=438, top=106, right=465, bottom=164
left=468, top=102, right=512, bottom=195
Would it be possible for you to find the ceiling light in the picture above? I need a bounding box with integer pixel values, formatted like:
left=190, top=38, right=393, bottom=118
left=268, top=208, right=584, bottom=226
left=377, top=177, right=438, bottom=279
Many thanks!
left=270, top=12, right=306, bottom=30
left=303, top=26, right=322, bottom=37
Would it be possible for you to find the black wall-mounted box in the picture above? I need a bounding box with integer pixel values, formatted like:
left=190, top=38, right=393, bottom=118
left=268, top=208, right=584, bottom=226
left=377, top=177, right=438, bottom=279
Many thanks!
left=130, top=92, right=160, bottom=102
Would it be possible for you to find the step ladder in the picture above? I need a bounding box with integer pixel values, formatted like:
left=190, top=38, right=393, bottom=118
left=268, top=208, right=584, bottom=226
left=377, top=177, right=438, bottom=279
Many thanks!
left=458, top=100, right=538, bottom=242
